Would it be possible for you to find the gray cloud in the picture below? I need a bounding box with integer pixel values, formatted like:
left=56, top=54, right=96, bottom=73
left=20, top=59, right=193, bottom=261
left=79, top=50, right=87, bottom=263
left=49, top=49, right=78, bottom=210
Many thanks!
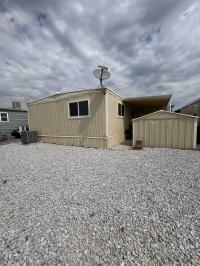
left=0, top=0, right=199, bottom=108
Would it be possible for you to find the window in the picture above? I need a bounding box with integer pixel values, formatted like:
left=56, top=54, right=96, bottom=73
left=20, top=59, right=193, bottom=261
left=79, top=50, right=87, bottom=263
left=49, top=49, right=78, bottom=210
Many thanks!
left=0, top=112, right=9, bottom=122
left=118, top=103, right=124, bottom=117
left=79, top=100, right=89, bottom=116
left=122, top=105, right=124, bottom=116
left=69, top=102, right=78, bottom=117
left=68, top=100, right=89, bottom=118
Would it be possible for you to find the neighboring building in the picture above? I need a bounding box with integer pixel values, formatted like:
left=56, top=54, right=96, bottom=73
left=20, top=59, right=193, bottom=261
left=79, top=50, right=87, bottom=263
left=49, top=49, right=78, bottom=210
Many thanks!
left=175, top=97, right=200, bottom=122
left=0, top=106, right=28, bottom=138
left=28, top=88, right=171, bottom=148
left=175, top=97, right=200, bottom=144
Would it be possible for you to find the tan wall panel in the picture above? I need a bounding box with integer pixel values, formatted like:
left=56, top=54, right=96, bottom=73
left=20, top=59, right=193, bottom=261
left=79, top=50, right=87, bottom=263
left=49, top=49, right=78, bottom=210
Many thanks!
left=185, top=119, right=193, bottom=148
left=107, top=92, right=125, bottom=146
left=107, top=133, right=125, bottom=148
left=154, top=120, right=160, bottom=147
left=160, top=120, right=166, bottom=147
left=133, top=112, right=197, bottom=149
left=28, top=90, right=106, bottom=148
left=178, top=120, right=185, bottom=148
left=144, top=120, right=148, bottom=146
left=172, top=119, right=178, bottom=148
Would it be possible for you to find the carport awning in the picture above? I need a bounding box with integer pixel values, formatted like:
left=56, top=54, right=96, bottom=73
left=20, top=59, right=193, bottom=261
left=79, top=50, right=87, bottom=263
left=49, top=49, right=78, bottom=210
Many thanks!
left=123, top=94, right=171, bottom=107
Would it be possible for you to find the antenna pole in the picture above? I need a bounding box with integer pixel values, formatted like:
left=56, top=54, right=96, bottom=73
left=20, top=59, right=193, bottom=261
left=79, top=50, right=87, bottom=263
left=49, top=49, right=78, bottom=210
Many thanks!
left=100, top=68, right=103, bottom=88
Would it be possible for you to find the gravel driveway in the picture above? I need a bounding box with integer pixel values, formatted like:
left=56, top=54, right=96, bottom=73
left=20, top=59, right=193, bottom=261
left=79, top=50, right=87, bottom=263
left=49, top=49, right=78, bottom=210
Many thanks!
left=0, top=143, right=200, bottom=265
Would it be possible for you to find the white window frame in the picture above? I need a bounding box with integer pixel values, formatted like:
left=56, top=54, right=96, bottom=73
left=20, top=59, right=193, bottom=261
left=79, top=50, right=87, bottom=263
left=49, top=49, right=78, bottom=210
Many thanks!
left=117, top=102, right=124, bottom=118
left=67, top=98, right=90, bottom=119
left=0, top=112, right=9, bottom=122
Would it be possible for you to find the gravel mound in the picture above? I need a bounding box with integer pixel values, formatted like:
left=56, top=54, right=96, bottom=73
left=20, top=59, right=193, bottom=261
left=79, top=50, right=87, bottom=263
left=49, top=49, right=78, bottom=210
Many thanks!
left=0, top=143, right=200, bottom=265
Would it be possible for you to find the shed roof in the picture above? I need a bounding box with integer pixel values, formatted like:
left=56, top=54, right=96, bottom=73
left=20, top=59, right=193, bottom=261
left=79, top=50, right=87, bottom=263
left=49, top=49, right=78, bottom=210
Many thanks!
left=132, top=110, right=199, bottom=121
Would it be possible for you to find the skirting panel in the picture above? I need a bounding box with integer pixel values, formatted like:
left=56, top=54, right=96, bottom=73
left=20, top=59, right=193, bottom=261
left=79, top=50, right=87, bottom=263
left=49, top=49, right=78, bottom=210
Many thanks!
left=39, top=136, right=108, bottom=149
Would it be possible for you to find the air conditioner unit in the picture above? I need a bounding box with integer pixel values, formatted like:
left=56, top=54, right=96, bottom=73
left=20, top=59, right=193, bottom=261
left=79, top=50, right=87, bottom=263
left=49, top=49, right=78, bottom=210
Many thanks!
left=21, top=131, right=38, bottom=144
left=12, top=101, right=21, bottom=109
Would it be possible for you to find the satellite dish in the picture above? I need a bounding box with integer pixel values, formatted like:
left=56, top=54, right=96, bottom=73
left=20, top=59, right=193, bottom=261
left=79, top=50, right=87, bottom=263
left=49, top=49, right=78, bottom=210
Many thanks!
left=93, top=65, right=111, bottom=88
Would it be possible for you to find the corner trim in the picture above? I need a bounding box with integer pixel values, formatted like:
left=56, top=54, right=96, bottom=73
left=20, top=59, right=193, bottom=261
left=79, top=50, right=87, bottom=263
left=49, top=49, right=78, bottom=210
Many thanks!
left=105, top=91, right=108, bottom=137
left=193, top=118, right=197, bottom=149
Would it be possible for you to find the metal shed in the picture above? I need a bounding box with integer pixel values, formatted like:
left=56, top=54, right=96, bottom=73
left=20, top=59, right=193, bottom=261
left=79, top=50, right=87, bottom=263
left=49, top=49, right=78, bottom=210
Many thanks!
left=132, top=110, right=198, bottom=149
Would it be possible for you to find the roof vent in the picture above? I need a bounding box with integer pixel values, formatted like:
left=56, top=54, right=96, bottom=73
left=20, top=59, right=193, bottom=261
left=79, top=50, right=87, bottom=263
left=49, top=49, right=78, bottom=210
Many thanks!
left=12, top=101, right=21, bottom=109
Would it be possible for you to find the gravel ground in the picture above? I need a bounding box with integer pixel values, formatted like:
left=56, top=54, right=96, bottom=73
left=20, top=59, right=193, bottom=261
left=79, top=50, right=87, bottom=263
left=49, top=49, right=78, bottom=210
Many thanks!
left=0, top=143, right=200, bottom=265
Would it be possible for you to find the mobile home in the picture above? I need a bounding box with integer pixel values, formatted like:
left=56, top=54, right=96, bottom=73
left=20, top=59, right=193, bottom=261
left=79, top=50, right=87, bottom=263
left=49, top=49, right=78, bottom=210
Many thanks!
left=28, top=88, right=171, bottom=148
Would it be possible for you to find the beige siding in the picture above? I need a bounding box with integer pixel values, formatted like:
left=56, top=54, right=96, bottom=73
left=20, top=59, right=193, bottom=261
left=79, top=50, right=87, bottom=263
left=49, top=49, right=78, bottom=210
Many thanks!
left=28, top=89, right=107, bottom=148
left=107, top=91, right=125, bottom=147
left=132, top=111, right=198, bottom=149
left=107, top=133, right=124, bottom=148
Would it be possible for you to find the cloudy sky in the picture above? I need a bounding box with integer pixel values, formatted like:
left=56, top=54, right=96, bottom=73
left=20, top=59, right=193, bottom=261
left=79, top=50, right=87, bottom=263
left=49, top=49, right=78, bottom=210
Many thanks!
left=0, top=0, right=200, bottom=109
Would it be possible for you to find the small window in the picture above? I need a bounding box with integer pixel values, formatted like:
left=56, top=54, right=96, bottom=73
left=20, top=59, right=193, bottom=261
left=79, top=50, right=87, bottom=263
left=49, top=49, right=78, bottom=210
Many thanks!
left=122, top=105, right=124, bottom=116
left=0, top=112, right=8, bottom=122
left=69, top=102, right=78, bottom=117
left=68, top=100, right=89, bottom=118
left=79, top=101, right=89, bottom=116
left=118, top=103, right=121, bottom=116
left=118, top=103, right=124, bottom=117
